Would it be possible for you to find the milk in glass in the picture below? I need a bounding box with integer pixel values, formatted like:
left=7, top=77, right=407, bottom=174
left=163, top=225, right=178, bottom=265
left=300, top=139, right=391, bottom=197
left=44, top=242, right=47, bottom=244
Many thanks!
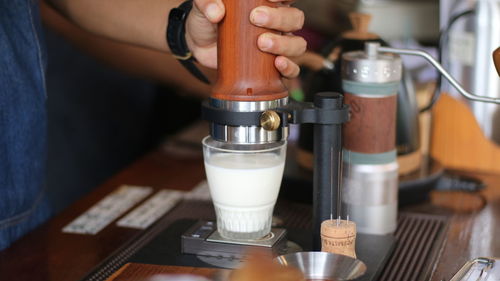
left=204, top=152, right=285, bottom=240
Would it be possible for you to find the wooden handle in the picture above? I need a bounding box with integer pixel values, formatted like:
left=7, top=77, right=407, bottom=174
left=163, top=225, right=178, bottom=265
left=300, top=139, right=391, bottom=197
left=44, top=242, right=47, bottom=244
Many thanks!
left=350, top=13, right=371, bottom=34
left=493, top=47, right=500, bottom=77
left=211, top=0, right=288, bottom=101
left=342, top=12, right=378, bottom=40
left=292, top=51, right=326, bottom=71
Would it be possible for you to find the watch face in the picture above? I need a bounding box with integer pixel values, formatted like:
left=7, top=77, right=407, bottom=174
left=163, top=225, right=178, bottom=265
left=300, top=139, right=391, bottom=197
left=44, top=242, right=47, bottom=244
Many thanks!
left=171, top=8, right=187, bottom=21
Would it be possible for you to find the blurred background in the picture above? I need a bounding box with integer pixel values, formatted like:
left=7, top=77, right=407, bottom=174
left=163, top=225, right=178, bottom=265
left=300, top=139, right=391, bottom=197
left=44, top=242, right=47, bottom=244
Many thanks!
left=48, top=0, right=499, bottom=215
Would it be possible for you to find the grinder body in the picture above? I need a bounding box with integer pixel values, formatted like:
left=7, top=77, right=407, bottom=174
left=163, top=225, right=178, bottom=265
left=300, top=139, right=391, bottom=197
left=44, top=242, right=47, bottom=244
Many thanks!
left=209, top=0, right=288, bottom=145
left=341, top=48, right=402, bottom=235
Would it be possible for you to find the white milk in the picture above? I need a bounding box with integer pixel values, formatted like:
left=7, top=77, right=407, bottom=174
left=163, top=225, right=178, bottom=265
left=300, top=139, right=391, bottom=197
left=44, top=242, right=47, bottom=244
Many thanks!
left=204, top=153, right=285, bottom=237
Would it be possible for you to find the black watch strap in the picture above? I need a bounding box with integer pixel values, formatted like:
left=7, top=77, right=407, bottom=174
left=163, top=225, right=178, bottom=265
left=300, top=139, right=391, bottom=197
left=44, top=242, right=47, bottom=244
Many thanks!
left=167, top=0, right=210, bottom=84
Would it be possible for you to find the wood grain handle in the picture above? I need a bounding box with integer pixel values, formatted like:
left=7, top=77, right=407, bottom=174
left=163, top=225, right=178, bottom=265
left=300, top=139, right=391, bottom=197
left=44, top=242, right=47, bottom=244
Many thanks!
left=342, top=12, right=378, bottom=40
left=349, top=13, right=371, bottom=34
left=493, top=47, right=500, bottom=77
left=211, top=0, right=288, bottom=101
left=292, top=51, right=327, bottom=71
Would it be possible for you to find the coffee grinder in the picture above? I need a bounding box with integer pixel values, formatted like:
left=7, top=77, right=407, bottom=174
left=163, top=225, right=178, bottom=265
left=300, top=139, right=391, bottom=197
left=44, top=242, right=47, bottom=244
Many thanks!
left=341, top=42, right=500, bottom=236
left=181, top=0, right=350, bottom=265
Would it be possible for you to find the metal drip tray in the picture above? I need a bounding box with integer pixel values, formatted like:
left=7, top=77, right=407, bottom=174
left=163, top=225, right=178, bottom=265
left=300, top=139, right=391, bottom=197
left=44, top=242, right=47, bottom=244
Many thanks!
left=81, top=200, right=448, bottom=281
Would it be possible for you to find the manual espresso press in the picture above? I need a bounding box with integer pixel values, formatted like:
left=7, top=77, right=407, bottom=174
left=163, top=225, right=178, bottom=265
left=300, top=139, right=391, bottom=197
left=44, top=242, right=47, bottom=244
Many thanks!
left=191, top=0, right=349, bottom=259
left=200, top=0, right=290, bottom=242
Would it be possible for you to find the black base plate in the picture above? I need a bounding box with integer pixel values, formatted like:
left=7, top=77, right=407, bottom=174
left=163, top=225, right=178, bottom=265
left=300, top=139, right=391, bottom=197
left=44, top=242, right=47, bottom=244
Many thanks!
left=129, top=219, right=396, bottom=281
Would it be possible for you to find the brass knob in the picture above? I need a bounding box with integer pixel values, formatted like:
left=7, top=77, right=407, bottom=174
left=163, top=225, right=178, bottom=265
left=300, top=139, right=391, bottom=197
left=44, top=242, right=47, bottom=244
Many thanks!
left=260, top=111, right=281, bottom=131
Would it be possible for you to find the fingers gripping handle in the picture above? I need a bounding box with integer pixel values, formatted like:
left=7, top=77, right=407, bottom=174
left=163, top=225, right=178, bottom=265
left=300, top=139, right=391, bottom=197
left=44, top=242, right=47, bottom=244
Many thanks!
left=211, top=0, right=288, bottom=101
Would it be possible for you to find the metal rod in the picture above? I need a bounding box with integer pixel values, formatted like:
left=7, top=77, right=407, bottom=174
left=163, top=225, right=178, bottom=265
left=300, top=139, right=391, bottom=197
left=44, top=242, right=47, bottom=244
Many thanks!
left=330, top=147, right=334, bottom=221
left=376, top=45, right=500, bottom=104
left=337, top=148, right=343, bottom=221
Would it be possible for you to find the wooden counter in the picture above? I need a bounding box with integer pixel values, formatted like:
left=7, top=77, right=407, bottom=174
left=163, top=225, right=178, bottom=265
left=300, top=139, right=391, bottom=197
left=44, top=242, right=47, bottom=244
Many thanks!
left=415, top=170, right=500, bottom=281
left=0, top=147, right=206, bottom=281
left=0, top=131, right=499, bottom=280
left=105, top=263, right=220, bottom=281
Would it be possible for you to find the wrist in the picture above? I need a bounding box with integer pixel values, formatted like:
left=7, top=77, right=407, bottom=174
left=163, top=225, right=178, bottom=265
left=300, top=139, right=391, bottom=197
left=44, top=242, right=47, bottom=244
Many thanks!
left=184, top=22, right=198, bottom=60
left=166, top=0, right=210, bottom=83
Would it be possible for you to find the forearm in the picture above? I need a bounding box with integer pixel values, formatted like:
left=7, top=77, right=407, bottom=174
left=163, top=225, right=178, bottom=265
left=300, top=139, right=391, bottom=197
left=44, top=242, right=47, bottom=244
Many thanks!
left=41, top=1, right=213, bottom=96
left=46, top=0, right=183, bottom=52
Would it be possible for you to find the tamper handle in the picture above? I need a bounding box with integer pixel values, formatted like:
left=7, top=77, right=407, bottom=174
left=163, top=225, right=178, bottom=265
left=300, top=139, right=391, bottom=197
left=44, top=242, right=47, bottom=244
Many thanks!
left=493, top=47, right=500, bottom=77
left=212, top=0, right=288, bottom=101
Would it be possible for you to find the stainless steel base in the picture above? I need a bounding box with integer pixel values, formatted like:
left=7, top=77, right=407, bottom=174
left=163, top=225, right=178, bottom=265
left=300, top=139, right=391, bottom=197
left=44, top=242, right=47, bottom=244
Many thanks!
left=181, top=220, right=289, bottom=263
left=209, top=98, right=288, bottom=144
left=276, top=252, right=367, bottom=280
left=342, top=162, right=399, bottom=235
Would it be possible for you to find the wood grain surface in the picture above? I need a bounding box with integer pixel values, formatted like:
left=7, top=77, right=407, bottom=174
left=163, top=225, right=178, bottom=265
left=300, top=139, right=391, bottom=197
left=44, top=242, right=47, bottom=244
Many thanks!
left=343, top=93, right=397, bottom=153
left=342, top=13, right=379, bottom=40
left=431, top=93, right=500, bottom=173
left=423, top=171, right=500, bottom=281
left=106, top=263, right=221, bottom=281
left=212, top=0, right=288, bottom=101
left=0, top=147, right=205, bottom=281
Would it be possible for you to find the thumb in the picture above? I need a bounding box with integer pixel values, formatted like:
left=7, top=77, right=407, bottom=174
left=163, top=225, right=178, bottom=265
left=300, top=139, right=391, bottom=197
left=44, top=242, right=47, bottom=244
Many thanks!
left=193, top=0, right=225, bottom=23
left=187, top=0, right=225, bottom=47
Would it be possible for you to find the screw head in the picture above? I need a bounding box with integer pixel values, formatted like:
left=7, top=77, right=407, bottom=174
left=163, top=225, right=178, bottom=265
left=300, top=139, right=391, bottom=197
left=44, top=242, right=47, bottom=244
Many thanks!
left=260, top=111, right=281, bottom=131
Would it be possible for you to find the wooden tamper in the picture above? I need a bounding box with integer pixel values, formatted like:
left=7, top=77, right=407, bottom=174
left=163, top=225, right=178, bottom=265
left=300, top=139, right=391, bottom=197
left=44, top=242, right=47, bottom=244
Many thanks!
left=212, top=0, right=287, bottom=102
left=321, top=219, right=357, bottom=258
left=205, top=0, right=289, bottom=145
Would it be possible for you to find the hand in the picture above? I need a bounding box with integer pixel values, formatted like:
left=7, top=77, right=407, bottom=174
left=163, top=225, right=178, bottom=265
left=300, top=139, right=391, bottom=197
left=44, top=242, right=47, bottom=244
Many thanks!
left=185, top=0, right=306, bottom=79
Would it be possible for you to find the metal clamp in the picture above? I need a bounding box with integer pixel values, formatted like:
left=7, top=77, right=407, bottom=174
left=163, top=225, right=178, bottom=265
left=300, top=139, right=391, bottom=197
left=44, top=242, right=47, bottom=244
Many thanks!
left=278, top=101, right=350, bottom=125
left=201, top=98, right=350, bottom=128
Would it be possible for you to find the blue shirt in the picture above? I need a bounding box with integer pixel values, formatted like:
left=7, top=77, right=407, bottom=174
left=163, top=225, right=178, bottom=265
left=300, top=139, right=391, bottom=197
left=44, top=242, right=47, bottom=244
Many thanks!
left=0, top=0, right=51, bottom=250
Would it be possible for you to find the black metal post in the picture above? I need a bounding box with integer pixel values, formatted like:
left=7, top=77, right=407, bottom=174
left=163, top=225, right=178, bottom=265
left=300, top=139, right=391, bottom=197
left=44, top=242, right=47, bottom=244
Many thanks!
left=312, top=92, right=344, bottom=250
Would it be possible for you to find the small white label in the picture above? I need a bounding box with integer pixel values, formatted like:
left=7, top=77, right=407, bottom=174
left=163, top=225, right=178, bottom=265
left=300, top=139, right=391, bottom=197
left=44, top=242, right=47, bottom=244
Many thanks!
left=449, top=31, right=476, bottom=66
left=116, top=190, right=184, bottom=229
left=184, top=180, right=211, bottom=201
left=62, top=185, right=152, bottom=235
left=116, top=181, right=211, bottom=230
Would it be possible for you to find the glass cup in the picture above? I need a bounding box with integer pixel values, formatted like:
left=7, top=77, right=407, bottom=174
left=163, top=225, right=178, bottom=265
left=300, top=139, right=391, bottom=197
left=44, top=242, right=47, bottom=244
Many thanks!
left=202, top=136, right=287, bottom=240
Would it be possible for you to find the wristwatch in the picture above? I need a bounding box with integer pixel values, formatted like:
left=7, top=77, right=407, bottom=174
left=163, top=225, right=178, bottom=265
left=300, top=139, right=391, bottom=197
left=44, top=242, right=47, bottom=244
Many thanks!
left=167, top=0, right=210, bottom=84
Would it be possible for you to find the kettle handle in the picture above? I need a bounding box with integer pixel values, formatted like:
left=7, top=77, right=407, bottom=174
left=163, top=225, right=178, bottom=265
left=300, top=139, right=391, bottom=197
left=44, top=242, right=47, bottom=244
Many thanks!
left=493, top=47, right=500, bottom=77
left=372, top=43, right=500, bottom=104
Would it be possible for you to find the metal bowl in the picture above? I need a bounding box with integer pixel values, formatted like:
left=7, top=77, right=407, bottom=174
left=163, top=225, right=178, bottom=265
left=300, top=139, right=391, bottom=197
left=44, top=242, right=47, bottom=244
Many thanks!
left=275, top=252, right=367, bottom=280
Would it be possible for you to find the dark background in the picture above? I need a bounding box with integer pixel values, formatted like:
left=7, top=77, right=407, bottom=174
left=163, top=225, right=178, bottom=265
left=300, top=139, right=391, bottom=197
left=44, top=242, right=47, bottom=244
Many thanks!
left=44, top=27, right=201, bottom=214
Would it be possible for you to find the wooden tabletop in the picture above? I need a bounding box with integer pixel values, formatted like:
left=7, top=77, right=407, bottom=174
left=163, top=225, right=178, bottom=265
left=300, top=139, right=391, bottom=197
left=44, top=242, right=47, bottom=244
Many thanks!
left=106, top=264, right=221, bottom=281
left=0, top=125, right=499, bottom=280
left=424, top=170, right=500, bottom=281
left=0, top=146, right=206, bottom=281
